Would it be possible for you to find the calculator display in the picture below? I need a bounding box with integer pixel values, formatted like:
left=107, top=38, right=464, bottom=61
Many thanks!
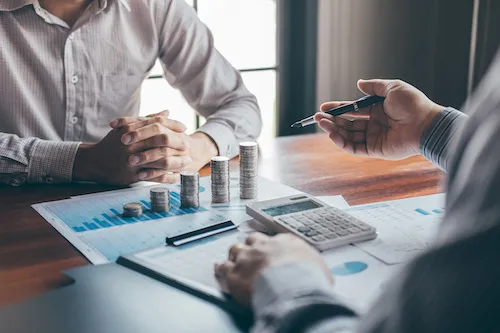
left=263, top=200, right=321, bottom=217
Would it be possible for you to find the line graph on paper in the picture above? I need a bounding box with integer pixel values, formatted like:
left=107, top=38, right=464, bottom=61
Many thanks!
left=32, top=185, right=230, bottom=264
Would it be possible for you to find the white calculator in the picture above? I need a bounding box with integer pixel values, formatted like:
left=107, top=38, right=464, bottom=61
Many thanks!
left=246, top=194, right=377, bottom=251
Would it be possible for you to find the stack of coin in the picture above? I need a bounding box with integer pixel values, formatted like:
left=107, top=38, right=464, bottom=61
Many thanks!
left=211, top=156, right=230, bottom=203
left=150, top=187, right=170, bottom=212
left=123, top=202, right=143, bottom=218
left=239, top=142, right=259, bottom=199
left=180, top=171, right=200, bottom=208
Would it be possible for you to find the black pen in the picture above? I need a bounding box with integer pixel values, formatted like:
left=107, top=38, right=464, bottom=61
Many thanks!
left=291, top=95, right=385, bottom=128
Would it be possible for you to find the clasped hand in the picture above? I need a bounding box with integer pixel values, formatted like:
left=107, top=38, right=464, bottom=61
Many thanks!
left=75, top=111, right=194, bottom=185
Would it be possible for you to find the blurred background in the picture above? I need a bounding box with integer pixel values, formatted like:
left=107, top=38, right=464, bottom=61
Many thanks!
left=140, top=0, right=500, bottom=146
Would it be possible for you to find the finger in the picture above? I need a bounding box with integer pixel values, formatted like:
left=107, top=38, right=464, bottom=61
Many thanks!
left=129, top=147, right=189, bottom=166
left=136, top=169, right=177, bottom=182
left=214, top=261, right=235, bottom=293
left=110, top=116, right=148, bottom=128
left=318, top=118, right=336, bottom=133
left=129, top=147, right=191, bottom=166
left=320, top=101, right=351, bottom=112
left=228, top=243, right=246, bottom=262
left=245, top=232, right=269, bottom=246
left=112, top=116, right=185, bottom=133
left=124, top=127, right=189, bottom=151
left=121, top=118, right=187, bottom=137
left=336, top=126, right=366, bottom=143
left=357, top=79, right=397, bottom=97
left=138, top=156, right=193, bottom=172
left=146, top=172, right=180, bottom=184
left=146, top=110, right=169, bottom=118
left=331, top=132, right=369, bottom=157
left=334, top=117, right=369, bottom=132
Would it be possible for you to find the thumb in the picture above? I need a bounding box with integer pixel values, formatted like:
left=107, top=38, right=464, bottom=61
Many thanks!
left=147, top=110, right=169, bottom=118
left=357, top=79, right=397, bottom=97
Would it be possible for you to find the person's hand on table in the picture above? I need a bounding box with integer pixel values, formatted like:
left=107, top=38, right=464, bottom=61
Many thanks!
left=314, top=79, right=445, bottom=160
left=214, top=233, right=333, bottom=307
left=73, top=111, right=218, bottom=185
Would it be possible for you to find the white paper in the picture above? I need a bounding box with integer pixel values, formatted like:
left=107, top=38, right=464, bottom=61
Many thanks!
left=347, top=193, right=445, bottom=264
left=316, top=195, right=350, bottom=209
left=322, top=245, right=400, bottom=312
left=34, top=176, right=302, bottom=264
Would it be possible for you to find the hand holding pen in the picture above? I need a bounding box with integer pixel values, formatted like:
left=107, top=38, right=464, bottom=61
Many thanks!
left=310, top=79, right=445, bottom=160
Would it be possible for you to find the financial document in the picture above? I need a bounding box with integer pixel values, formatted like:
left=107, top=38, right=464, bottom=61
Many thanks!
left=346, top=193, right=446, bottom=264
left=33, top=176, right=302, bottom=264
left=322, top=245, right=399, bottom=312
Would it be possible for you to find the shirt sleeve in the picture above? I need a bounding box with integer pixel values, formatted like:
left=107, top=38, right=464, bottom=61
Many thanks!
left=250, top=230, right=500, bottom=333
left=0, top=132, right=80, bottom=186
left=419, top=107, right=468, bottom=173
left=251, top=262, right=358, bottom=333
left=155, top=0, right=262, bottom=158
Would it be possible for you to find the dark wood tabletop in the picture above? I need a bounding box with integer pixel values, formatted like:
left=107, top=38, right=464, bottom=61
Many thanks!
left=0, top=133, right=445, bottom=307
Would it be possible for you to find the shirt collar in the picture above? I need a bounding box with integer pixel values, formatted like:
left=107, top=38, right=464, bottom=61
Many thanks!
left=0, top=0, right=130, bottom=13
left=0, top=0, right=36, bottom=11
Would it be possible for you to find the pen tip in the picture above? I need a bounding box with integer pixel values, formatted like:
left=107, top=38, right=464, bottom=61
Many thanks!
left=291, top=123, right=301, bottom=128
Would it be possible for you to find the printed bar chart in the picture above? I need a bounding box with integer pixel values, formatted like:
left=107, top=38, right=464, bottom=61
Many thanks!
left=44, top=190, right=207, bottom=233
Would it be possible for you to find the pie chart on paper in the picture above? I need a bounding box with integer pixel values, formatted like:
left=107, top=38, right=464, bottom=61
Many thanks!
left=331, top=261, right=368, bottom=276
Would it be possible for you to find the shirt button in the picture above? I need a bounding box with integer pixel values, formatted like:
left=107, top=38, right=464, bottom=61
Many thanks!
left=68, top=33, right=75, bottom=40
left=71, top=116, right=79, bottom=124
left=10, top=177, right=26, bottom=187
left=71, top=75, right=79, bottom=84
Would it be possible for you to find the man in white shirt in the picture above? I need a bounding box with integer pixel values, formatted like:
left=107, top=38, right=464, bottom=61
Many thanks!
left=0, top=0, right=261, bottom=186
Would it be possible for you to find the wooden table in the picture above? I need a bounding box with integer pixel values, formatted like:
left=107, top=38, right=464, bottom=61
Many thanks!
left=0, top=133, right=444, bottom=307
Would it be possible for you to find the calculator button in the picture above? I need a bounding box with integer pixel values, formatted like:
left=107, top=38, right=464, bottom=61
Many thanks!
left=319, top=221, right=329, bottom=227
left=298, top=226, right=311, bottom=233
left=348, top=227, right=362, bottom=234
left=358, top=224, right=371, bottom=231
left=305, top=230, right=318, bottom=237
left=336, top=230, right=349, bottom=237
left=325, top=233, right=338, bottom=239
left=340, top=225, right=349, bottom=229
left=317, top=227, right=329, bottom=234
left=312, top=235, right=326, bottom=242
left=332, top=220, right=342, bottom=225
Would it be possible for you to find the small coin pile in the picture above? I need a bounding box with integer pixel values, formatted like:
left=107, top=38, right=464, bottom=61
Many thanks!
left=239, top=142, right=258, bottom=199
left=180, top=171, right=200, bottom=208
left=122, top=202, right=143, bottom=218
left=150, top=187, right=170, bottom=212
left=211, top=156, right=230, bottom=203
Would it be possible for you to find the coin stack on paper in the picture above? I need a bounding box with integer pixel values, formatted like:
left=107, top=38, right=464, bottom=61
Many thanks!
left=211, top=156, right=230, bottom=203
left=180, top=171, right=200, bottom=208
left=122, top=202, right=143, bottom=218
left=150, top=187, right=170, bottom=212
left=239, top=142, right=258, bottom=199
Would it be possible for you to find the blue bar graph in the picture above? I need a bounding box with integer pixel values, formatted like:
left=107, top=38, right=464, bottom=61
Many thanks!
left=47, top=189, right=208, bottom=233
left=432, top=209, right=443, bottom=214
left=415, top=208, right=431, bottom=216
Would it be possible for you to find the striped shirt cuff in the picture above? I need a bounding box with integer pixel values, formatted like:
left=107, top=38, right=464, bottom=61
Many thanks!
left=27, top=140, right=81, bottom=184
left=196, top=121, right=239, bottom=159
left=420, top=108, right=468, bottom=172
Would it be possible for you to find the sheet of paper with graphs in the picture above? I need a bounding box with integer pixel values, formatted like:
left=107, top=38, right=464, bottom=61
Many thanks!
left=346, top=193, right=446, bottom=264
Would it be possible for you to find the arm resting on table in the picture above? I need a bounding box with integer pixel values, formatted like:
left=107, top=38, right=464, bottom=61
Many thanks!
left=0, top=133, right=80, bottom=186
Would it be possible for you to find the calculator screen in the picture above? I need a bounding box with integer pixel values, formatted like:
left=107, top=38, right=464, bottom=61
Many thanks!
left=263, top=200, right=321, bottom=217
